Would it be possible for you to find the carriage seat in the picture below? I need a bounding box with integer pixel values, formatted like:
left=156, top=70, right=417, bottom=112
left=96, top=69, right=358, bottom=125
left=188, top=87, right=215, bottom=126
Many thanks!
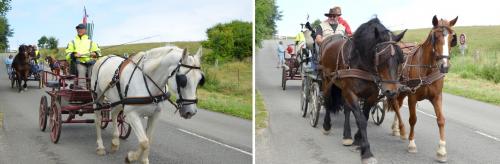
left=46, top=80, right=61, bottom=88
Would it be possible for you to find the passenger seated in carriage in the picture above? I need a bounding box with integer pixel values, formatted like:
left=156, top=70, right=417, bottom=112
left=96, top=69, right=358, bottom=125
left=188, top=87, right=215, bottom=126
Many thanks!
left=65, top=23, right=101, bottom=89
left=308, top=6, right=352, bottom=71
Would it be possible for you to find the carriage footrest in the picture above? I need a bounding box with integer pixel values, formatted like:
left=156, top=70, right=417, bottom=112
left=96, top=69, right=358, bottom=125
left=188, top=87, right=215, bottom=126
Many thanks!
left=46, top=81, right=60, bottom=88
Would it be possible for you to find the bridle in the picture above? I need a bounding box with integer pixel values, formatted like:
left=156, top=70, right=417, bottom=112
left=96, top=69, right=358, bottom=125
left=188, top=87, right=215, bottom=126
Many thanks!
left=166, top=59, right=205, bottom=109
left=373, top=32, right=401, bottom=85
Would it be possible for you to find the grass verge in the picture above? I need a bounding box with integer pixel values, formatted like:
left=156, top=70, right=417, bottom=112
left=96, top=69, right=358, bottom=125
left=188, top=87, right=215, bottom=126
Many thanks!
left=255, top=91, right=268, bottom=129
left=444, top=73, right=500, bottom=105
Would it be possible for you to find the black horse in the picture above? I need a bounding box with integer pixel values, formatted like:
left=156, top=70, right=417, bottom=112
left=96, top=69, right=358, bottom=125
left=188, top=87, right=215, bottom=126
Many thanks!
left=319, top=18, right=407, bottom=164
left=12, top=45, right=32, bottom=92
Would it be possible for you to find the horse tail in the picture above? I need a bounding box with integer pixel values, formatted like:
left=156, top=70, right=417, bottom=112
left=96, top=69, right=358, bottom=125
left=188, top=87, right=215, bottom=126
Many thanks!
left=324, top=84, right=343, bottom=114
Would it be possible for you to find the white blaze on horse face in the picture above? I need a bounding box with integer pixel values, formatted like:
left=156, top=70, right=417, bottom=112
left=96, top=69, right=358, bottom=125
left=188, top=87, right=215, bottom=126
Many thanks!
left=442, top=29, right=450, bottom=67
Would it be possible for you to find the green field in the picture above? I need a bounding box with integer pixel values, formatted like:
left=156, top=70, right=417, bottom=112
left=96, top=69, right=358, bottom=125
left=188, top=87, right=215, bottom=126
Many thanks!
left=399, top=25, right=500, bottom=105
left=42, top=42, right=251, bottom=119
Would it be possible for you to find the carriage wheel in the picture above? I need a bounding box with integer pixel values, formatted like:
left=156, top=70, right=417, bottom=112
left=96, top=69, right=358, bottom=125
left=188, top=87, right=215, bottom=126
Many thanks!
left=308, top=82, right=321, bottom=127
left=49, top=101, right=62, bottom=143
left=10, top=73, right=15, bottom=88
left=39, top=96, right=48, bottom=131
left=117, top=111, right=132, bottom=139
left=300, top=77, right=309, bottom=117
left=100, top=110, right=109, bottom=129
left=281, top=67, right=286, bottom=90
left=371, top=100, right=386, bottom=126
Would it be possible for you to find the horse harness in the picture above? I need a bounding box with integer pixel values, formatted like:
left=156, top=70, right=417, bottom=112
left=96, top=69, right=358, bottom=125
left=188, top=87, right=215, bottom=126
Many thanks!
left=91, top=53, right=203, bottom=111
left=325, top=34, right=401, bottom=89
left=399, top=44, right=445, bottom=93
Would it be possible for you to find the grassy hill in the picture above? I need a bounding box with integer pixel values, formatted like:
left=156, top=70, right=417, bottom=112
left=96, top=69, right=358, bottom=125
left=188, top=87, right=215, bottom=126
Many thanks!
left=399, top=25, right=500, bottom=105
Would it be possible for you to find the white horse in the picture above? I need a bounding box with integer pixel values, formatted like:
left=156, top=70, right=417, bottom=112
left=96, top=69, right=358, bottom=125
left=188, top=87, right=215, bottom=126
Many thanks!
left=91, top=46, right=204, bottom=164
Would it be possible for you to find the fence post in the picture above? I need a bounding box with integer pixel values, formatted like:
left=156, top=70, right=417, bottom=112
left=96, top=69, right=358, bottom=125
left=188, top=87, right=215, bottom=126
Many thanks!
left=237, top=68, right=240, bottom=86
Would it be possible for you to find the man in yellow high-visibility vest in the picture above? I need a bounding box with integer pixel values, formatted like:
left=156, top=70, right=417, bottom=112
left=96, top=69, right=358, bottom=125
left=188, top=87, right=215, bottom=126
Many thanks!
left=65, top=23, right=101, bottom=89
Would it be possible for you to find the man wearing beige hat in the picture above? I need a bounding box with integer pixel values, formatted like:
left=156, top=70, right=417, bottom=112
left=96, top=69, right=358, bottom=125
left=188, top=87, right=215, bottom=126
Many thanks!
left=315, top=6, right=352, bottom=45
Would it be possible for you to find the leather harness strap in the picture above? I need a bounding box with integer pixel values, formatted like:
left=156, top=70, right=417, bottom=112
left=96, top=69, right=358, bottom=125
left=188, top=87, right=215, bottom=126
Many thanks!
left=331, top=69, right=376, bottom=82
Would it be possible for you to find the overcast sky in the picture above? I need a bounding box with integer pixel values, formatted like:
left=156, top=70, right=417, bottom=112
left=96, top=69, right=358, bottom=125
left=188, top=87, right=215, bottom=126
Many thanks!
left=276, top=0, right=500, bottom=36
left=7, top=0, right=253, bottom=49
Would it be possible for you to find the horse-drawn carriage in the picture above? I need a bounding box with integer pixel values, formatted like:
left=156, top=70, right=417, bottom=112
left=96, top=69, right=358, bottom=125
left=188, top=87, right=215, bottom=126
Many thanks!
left=281, top=44, right=302, bottom=90
left=10, top=59, right=43, bottom=89
left=38, top=70, right=131, bottom=143
left=298, top=25, right=388, bottom=128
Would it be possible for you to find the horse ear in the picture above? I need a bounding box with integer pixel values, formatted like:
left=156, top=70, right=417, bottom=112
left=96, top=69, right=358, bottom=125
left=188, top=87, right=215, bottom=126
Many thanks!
left=449, top=16, right=458, bottom=27
left=182, top=48, right=188, bottom=60
left=394, top=29, right=407, bottom=42
left=195, top=46, right=203, bottom=58
left=432, top=15, right=438, bottom=27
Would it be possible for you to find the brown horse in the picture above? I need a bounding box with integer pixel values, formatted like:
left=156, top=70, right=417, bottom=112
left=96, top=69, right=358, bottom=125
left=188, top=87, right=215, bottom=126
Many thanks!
left=12, top=45, right=32, bottom=92
left=389, top=15, right=458, bottom=163
left=46, top=56, right=69, bottom=75
left=320, top=18, right=407, bottom=164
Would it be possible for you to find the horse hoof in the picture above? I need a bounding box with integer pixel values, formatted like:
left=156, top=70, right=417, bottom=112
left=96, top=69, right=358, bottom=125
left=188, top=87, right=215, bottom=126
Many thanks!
left=392, top=131, right=400, bottom=136
left=436, top=153, right=447, bottom=163
left=408, top=146, right=418, bottom=153
left=362, top=157, right=378, bottom=164
left=321, top=129, right=331, bottom=135
left=96, top=148, right=106, bottom=156
left=349, top=146, right=361, bottom=153
left=342, top=139, right=353, bottom=146
left=125, top=156, right=131, bottom=164
left=141, top=159, right=149, bottom=164
left=111, top=144, right=119, bottom=153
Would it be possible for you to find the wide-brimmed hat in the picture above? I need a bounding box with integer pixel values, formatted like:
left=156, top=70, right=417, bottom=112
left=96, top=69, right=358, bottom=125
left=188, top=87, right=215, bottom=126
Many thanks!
left=324, top=6, right=342, bottom=17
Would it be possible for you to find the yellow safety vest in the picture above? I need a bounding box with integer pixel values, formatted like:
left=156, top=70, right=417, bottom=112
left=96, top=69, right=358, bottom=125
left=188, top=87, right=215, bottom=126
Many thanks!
left=65, top=34, right=101, bottom=63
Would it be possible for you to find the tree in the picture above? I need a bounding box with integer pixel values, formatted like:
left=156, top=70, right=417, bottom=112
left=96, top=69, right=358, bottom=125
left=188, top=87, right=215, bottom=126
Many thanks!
left=38, top=36, right=48, bottom=49
left=255, top=0, right=281, bottom=47
left=0, top=17, right=13, bottom=51
left=47, top=37, right=58, bottom=50
left=0, top=0, right=12, bottom=51
left=312, top=19, right=321, bottom=30
left=202, top=20, right=252, bottom=63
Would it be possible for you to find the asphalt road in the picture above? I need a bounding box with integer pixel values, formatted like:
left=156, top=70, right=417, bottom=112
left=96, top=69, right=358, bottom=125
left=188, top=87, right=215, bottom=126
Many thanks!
left=256, top=40, right=500, bottom=164
left=0, top=53, right=252, bottom=164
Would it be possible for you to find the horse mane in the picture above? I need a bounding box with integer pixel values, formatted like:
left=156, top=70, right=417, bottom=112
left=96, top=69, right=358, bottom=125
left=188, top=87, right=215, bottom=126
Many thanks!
left=351, top=18, right=393, bottom=70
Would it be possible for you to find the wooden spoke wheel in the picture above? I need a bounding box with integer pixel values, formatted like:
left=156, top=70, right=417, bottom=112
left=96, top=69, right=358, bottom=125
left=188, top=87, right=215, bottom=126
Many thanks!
left=49, top=101, right=62, bottom=143
left=281, top=67, right=287, bottom=90
left=308, top=82, right=321, bottom=127
left=300, top=77, right=309, bottom=117
left=39, top=96, right=48, bottom=131
left=117, top=111, right=131, bottom=140
left=371, top=99, right=386, bottom=126
left=100, top=110, right=109, bottom=129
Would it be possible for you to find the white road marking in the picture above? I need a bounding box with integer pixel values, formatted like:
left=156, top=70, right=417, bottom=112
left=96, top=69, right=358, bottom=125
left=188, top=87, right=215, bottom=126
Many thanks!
left=402, top=105, right=500, bottom=143
left=475, top=131, right=500, bottom=142
left=402, top=104, right=437, bottom=118
left=177, top=128, right=253, bottom=156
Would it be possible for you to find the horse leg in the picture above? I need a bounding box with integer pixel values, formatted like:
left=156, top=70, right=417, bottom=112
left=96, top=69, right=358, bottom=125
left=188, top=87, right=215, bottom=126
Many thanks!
left=344, top=93, right=376, bottom=163
left=140, top=108, right=161, bottom=164
left=23, top=71, right=28, bottom=91
left=322, top=109, right=332, bottom=135
left=407, top=96, right=418, bottom=153
left=16, top=72, right=22, bottom=92
left=342, top=107, right=353, bottom=146
left=110, top=106, right=123, bottom=153
left=392, top=96, right=407, bottom=139
left=125, top=111, right=149, bottom=163
left=94, top=109, right=106, bottom=155
left=431, top=94, right=447, bottom=162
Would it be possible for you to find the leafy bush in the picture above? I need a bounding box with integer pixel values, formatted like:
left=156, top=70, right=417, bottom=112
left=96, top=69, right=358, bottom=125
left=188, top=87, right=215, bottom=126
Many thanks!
left=202, top=20, right=252, bottom=63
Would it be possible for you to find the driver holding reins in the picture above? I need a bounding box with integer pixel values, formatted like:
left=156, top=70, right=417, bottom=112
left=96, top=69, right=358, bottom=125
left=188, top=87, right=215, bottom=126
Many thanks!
left=315, top=6, right=352, bottom=45
left=65, top=23, right=101, bottom=89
